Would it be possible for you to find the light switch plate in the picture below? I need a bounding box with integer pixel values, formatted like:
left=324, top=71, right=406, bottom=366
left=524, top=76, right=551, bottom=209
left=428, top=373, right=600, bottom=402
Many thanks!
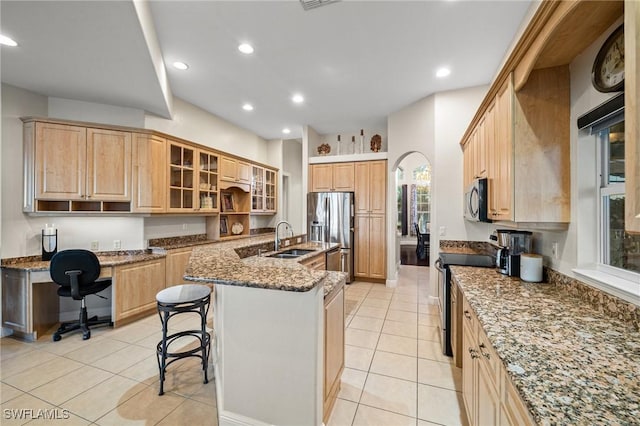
left=439, top=226, right=446, bottom=237
left=91, top=241, right=99, bottom=250
left=113, top=240, right=121, bottom=250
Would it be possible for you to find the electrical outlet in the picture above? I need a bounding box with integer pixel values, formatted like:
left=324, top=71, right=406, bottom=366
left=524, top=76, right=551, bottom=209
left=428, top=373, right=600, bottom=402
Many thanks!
left=283, top=240, right=290, bottom=247
left=91, top=241, right=99, bottom=250
left=551, top=242, right=559, bottom=259
left=297, top=237, right=302, bottom=244
left=439, top=226, right=446, bottom=237
left=182, top=223, right=188, bottom=230
left=113, top=240, right=121, bottom=250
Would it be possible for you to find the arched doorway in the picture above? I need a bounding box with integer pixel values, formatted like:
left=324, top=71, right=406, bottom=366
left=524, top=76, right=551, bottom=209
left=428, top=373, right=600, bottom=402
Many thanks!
left=390, top=151, right=432, bottom=272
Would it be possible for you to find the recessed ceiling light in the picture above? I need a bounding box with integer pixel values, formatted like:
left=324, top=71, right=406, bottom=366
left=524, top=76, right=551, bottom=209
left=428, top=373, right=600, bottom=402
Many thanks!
left=242, top=103, right=254, bottom=111
left=436, top=67, right=451, bottom=78
left=238, top=43, right=254, bottom=54
left=172, top=61, right=189, bottom=70
left=292, top=94, right=304, bottom=104
left=282, top=128, right=291, bottom=134
left=0, top=34, right=18, bottom=47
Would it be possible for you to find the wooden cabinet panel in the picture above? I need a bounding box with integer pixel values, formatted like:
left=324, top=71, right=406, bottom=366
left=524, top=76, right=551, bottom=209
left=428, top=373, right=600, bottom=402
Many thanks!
left=323, top=286, right=345, bottom=423
left=369, top=161, right=387, bottom=214
left=332, top=163, right=354, bottom=191
left=354, top=214, right=386, bottom=279
left=368, top=215, right=386, bottom=279
left=477, top=360, right=500, bottom=426
left=354, top=215, right=370, bottom=277
left=493, top=78, right=514, bottom=221
left=86, top=128, right=131, bottom=201
left=220, top=156, right=251, bottom=184
left=35, top=122, right=86, bottom=200
left=132, top=134, right=166, bottom=213
left=114, top=258, right=165, bottom=324
left=300, top=253, right=326, bottom=270
left=310, top=162, right=354, bottom=192
left=626, top=0, right=640, bottom=233
left=310, top=164, right=333, bottom=192
left=354, top=162, right=370, bottom=214
left=501, top=369, right=536, bottom=426
left=165, top=247, right=193, bottom=286
left=462, top=320, right=476, bottom=424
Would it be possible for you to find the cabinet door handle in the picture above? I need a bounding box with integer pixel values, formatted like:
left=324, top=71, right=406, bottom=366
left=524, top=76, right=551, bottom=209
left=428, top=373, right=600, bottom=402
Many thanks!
left=464, top=310, right=471, bottom=320
left=468, top=348, right=479, bottom=359
left=479, top=343, right=490, bottom=359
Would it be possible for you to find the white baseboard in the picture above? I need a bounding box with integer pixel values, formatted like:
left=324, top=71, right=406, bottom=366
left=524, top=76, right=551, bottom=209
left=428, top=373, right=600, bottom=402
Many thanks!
left=385, top=279, right=398, bottom=288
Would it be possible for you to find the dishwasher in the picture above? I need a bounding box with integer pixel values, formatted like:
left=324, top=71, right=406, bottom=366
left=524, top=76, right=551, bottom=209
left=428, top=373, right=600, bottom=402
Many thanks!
left=325, top=247, right=341, bottom=273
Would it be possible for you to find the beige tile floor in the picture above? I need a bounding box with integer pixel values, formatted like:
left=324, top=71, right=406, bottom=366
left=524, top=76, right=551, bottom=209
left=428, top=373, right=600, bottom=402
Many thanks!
left=328, top=265, right=469, bottom=426
left=1, top=264, right=466, bottom=426
left=1, top=309, right=216, bottom=425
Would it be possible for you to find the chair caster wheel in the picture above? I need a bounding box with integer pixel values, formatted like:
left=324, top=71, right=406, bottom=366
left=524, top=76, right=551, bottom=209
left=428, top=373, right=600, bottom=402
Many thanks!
left=82, top=331, right=91, bottom=340
left=53, top=334, right=61, bottom=342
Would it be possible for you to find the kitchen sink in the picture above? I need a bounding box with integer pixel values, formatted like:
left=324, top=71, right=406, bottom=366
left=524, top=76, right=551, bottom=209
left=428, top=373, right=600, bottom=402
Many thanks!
left=267, top=248, right=316, bottom=259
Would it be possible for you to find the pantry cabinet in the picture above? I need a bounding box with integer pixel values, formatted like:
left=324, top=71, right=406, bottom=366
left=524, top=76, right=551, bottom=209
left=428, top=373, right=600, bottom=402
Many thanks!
left=354, top=160, right=386, bottom=280
left=309, top=162, right=354, bottom=192
left=626, top=0, right=640, bottom=233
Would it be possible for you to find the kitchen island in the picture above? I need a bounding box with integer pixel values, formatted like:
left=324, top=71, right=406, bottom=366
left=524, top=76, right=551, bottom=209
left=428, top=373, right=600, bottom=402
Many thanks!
left=185, top=243, right=346, bottom=426
left=450, top=265, right=639, bottom=425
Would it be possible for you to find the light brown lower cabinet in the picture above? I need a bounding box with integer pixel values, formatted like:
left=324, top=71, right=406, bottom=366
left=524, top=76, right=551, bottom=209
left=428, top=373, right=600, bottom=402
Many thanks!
left=114, top=258, right=166, bottom=325
left=300, top=252, right=326, bottom=270
left=355, top=214, right=386, bottom=280
left=165, top=247, right=194, bottom=286
left=462, top=294, right=534, bottom=426
left=323, top=285, right=345, bottom=423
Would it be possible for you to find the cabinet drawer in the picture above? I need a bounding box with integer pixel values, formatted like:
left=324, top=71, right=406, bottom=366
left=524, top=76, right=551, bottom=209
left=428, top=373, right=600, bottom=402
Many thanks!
left=462, top=296, right=477, bottom=335
left=301, top=254, right=326, bottom=271
left=477, top=328, right=500, bottom=387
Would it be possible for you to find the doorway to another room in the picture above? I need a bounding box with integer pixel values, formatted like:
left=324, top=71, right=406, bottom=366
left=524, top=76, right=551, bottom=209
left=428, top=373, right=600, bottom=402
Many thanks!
left=396, top=152, right=431, bottom=267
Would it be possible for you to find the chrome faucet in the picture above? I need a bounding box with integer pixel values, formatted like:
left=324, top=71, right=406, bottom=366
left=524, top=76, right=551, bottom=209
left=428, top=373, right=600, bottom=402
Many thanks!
left=275, top=220, right=293, bottom=251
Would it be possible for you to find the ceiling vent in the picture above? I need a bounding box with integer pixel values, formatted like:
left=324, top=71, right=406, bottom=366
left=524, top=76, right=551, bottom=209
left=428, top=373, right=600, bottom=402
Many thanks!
left=299, top=0, right=340, bottom=11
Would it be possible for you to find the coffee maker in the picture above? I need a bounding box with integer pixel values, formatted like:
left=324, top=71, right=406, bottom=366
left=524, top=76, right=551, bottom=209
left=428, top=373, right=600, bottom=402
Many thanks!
left=496, top=230, right=532, bottom=276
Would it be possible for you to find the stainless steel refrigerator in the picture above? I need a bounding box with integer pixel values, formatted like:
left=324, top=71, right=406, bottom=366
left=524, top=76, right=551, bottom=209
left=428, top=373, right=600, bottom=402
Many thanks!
left=307, top=192, right=354, bottom=283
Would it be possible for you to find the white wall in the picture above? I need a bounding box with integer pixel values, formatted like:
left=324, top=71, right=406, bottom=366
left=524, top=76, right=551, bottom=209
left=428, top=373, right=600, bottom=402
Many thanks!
left=1, top=85, right=281, bottom=258
left=283, top=139, right=304, bottom=233
left=386, top=86, right=489, bottom=286
left=145, top=97, right=269, bottom=165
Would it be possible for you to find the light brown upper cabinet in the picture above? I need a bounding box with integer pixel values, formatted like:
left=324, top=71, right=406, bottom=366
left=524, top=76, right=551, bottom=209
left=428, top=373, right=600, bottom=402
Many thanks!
left=354, top=161, right=386, bottom=215
left=220, top=156, right=251, bottom=185
left=626, top=0, right=640, bottom=233
left=251, top=165, right=277, bottom=214
left=132, top=133, right=166, bottom=213
left=491, top=80, right=514, bottom=222
left=167, top=140, right=197, bottom=212
left=309, top=162, right=354, bottom=192
left=24, top=121, right=131, bottom=211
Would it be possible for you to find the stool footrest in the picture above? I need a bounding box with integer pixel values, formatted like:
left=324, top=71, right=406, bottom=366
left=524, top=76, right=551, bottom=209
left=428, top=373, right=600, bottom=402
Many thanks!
left=156, top=330, right=211, bottom=359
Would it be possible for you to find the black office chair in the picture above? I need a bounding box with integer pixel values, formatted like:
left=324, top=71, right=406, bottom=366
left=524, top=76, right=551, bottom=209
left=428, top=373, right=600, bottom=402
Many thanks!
left=49, top=249, right=113, bottom=341
left=414, top=223, right=429, bottom=261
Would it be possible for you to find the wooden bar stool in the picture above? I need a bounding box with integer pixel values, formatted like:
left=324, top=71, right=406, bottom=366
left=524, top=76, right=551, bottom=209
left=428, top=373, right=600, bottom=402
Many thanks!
left=155, top=284, right=211, bottom=395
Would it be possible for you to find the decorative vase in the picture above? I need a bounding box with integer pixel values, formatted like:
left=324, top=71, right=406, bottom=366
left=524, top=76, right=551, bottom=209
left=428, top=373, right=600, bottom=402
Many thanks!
left=370, top=134, right=382, bottom=152
left=359, top=129, right=364, bottom=153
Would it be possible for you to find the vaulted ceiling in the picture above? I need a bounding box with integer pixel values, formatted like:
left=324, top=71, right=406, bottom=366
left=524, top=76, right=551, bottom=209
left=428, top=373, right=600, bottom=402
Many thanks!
left=1, top=0, right=533, bottom=140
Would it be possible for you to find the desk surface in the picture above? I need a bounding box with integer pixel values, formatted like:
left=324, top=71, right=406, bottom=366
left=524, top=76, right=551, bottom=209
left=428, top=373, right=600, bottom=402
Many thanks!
left=1, top=251, right=165, bottom=272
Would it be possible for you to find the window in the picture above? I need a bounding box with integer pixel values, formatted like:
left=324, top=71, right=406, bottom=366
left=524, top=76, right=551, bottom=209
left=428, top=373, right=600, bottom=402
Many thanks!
left=598, top=121, right=640, bottom=274
left=412, top=165, right=431, bottom=233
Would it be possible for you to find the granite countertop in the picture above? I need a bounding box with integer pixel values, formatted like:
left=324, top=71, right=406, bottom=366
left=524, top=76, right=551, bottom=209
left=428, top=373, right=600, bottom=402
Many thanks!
left=184, top=245, right=329, bottom=292
left=450, top=265, right=640, bottom=425
left=0, top=250, right=164, bottom=272
left=149, top=233, right=276, bottom=251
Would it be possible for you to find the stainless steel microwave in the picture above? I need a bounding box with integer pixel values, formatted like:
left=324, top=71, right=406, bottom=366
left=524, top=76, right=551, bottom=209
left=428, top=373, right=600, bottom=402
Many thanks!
left=464, top=178, right=490, bottom=222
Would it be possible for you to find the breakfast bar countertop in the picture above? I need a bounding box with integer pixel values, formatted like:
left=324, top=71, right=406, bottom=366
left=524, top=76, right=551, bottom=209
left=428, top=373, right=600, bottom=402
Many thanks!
left=450, top=265, right=640, bottom=425
left=184, top=244, right=329, bottom=293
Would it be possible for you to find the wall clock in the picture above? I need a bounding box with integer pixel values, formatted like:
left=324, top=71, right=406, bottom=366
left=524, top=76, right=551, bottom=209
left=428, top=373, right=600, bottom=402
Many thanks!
left=592, top=24, right=624, bottom=93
